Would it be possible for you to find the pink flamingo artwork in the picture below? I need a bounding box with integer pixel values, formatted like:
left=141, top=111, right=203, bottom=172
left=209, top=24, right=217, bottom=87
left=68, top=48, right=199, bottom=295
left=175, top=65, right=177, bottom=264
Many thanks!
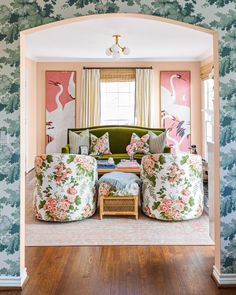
left=160, top=71, right=191, bottom=153
left=46, top=71, right=76, bottom=153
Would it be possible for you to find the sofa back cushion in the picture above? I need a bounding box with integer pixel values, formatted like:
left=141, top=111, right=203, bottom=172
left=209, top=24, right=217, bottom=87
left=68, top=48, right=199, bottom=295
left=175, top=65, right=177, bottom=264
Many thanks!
left=67, top=126, right=166, bottom=154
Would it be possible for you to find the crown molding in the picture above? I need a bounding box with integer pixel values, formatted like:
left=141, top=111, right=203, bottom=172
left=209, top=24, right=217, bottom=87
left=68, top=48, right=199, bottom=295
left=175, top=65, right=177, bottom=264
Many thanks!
left=31, top=57, right=205, bottom=62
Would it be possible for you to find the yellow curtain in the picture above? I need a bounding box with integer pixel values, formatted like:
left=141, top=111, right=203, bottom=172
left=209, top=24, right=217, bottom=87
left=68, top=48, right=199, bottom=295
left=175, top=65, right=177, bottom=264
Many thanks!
left=100, top=68, right=135, bottom=82
left=135, top=69, right=154, bottom=127
left=80, top=69, right=101, bottom=128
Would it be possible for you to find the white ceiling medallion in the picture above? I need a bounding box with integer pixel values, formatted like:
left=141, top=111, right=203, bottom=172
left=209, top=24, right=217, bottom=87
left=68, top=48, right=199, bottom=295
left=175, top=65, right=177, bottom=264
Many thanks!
left=105, top=35, right=130, bottom=60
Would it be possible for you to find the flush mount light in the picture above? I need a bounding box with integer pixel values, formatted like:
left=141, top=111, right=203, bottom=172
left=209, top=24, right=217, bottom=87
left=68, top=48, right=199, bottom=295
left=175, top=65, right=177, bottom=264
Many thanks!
left=105, top=35, right=130, bottom=60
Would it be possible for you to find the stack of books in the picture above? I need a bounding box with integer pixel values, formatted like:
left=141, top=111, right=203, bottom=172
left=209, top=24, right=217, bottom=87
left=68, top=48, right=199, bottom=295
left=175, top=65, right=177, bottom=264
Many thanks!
left=116, top=160, right=140, bottom=169
left=97, top=160, right=116, bottom=169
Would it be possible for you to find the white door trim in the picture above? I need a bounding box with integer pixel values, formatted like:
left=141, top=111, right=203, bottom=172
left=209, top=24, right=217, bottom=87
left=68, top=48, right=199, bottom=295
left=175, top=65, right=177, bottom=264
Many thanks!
left=213, top=265, right=236, bottom=286
left=0, top=268, right=27, bottom=288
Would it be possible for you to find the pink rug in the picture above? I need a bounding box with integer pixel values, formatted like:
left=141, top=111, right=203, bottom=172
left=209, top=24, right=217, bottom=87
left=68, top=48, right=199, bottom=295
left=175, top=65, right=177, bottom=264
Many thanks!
left=26, top=173, right=214, bottom=246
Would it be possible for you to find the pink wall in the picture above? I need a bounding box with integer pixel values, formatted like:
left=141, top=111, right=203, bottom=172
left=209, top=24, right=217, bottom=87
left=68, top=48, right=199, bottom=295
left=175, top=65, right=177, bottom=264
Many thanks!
left=36, top=61, right=202, bottom=155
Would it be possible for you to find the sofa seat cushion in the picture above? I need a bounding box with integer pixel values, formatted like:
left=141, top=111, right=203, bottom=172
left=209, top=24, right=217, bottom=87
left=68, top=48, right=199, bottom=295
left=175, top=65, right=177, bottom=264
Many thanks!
left=94, top=153, right=144, bottom=160
left=62, top=145, right=171, bottom=156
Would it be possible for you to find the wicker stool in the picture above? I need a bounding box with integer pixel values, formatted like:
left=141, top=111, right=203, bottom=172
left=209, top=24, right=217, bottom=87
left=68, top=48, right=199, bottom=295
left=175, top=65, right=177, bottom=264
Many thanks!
left=100, top=194, right=138, bottom=220
left=98, top=172, right=140, bottom=220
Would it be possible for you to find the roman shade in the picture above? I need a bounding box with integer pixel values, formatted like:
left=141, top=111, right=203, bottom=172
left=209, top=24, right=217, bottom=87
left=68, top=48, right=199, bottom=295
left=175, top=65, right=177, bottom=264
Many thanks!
left=100, top=68, right=135, bottom=82
left=200, top=62, right=213, bottom=80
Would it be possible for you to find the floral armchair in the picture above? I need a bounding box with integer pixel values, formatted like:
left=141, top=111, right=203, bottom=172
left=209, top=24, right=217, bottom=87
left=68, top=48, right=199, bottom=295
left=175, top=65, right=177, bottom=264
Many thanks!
left=141, top=153, right=203, bottom=221
left=34, top=154, right=97, bottom=222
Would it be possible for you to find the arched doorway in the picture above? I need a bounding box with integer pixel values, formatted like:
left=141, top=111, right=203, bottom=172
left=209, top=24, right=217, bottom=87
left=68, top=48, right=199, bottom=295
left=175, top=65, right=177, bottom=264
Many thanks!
left=20, top=13, right=220, bottom=286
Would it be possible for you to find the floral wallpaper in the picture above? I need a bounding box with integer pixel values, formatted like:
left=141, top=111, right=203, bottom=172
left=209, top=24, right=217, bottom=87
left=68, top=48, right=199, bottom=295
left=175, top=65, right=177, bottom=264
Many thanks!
left=0, top=0, right=235, bottom=278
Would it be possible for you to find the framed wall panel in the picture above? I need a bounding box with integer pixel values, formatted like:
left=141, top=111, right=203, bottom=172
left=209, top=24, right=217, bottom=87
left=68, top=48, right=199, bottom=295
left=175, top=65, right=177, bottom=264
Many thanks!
left=160, top=71, right=191, bottom=153
left=45, top=71, right=76, bottom=153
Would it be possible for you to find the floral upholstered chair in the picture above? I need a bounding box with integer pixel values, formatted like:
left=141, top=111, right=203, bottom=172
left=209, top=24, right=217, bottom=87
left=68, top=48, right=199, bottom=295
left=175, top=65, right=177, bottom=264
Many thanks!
left=141, top=153, right=203, bottom=221
left=34, top=154, right=97, bottom=222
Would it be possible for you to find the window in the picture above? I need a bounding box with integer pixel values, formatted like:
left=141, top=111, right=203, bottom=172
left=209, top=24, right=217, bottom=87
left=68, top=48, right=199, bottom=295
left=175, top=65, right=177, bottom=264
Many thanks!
left=100, top=69, right=136, bottom=125
left=100, top=81, right=135, bottom=125
left=203, top=78, right=214, bottom=143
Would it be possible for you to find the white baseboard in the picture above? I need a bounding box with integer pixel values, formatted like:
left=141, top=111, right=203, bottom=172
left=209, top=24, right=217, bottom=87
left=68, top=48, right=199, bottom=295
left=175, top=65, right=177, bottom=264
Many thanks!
left=213, top=265, right=236, bottom=286
left=0, top=268, right=27, bottom=288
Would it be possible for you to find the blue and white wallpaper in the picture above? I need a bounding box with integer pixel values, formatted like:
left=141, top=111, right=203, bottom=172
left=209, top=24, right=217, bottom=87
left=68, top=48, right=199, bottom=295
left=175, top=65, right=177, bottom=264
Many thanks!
left=0, top=0, right=235, bottom=277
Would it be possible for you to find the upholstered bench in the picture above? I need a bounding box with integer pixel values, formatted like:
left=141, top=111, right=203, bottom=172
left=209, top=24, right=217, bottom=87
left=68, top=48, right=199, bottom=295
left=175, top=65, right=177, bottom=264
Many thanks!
left=98, top=172, right=141, bottom=220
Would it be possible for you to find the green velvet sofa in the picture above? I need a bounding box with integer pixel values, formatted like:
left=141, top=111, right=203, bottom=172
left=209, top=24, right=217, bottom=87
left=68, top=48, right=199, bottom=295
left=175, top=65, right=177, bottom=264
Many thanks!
left=62, top=125, right=170, bottom=162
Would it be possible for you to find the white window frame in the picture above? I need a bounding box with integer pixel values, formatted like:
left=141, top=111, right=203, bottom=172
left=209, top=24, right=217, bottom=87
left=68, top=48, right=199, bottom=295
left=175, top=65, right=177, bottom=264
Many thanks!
left=203, top=78, right=214, bottom=147
left=100, top=80, right=136, bottom=126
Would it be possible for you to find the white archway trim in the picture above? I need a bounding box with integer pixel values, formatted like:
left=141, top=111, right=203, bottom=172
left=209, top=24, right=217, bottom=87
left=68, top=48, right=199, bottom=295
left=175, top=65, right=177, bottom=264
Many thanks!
left=19, top=13, right=220, bottom=288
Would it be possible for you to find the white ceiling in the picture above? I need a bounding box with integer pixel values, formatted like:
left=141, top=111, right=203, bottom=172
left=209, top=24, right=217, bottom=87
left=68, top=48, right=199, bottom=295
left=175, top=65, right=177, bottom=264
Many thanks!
left=25, top=16, right=213, bottom=62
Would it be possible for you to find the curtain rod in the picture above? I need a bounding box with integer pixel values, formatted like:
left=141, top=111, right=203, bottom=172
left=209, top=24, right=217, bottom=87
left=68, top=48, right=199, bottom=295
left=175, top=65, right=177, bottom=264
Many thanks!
left=83, top=66, right=153, bottom=70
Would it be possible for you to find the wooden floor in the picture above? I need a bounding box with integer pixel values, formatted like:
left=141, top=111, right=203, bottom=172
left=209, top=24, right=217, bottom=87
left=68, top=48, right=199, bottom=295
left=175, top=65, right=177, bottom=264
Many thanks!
left=2, top=246, right=236, bottom=295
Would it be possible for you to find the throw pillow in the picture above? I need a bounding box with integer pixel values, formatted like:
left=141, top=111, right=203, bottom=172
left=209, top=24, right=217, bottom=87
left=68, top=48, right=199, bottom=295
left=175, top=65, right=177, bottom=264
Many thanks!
left=69, top=130, right=89, bottom=154
left=130, top=133, right=150, bottom=154
left=90, top=132, right=112, bottom=156
left=148, top=131, right=167, bottom=154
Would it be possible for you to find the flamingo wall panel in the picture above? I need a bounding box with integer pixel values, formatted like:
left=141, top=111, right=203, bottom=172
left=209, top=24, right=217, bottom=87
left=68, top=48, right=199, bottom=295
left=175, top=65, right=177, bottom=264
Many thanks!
left=161, top=71, right=191, bottom=153
left=46, top=71, right=76, bottom=153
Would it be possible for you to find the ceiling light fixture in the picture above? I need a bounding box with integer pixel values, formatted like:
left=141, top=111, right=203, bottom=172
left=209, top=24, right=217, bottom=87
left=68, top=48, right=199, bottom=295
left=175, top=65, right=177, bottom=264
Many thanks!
left=105, top=35, right=130, bottom=60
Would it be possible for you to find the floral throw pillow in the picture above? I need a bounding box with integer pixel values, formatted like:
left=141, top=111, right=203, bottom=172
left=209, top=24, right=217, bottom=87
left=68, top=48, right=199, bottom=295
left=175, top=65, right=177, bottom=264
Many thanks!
left=130, top=133, right=150, bottom=154
left=90, top=132, right=112, bottom=156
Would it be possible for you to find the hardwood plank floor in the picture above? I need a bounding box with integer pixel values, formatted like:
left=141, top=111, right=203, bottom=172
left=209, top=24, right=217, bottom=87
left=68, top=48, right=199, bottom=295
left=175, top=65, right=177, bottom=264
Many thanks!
left=2, top=246, right=236, bottom=295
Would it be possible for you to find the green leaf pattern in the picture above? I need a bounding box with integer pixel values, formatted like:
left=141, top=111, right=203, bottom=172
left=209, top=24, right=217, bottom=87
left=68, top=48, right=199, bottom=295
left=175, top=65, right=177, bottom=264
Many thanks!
left=0, top=0, right=235, bottom=276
